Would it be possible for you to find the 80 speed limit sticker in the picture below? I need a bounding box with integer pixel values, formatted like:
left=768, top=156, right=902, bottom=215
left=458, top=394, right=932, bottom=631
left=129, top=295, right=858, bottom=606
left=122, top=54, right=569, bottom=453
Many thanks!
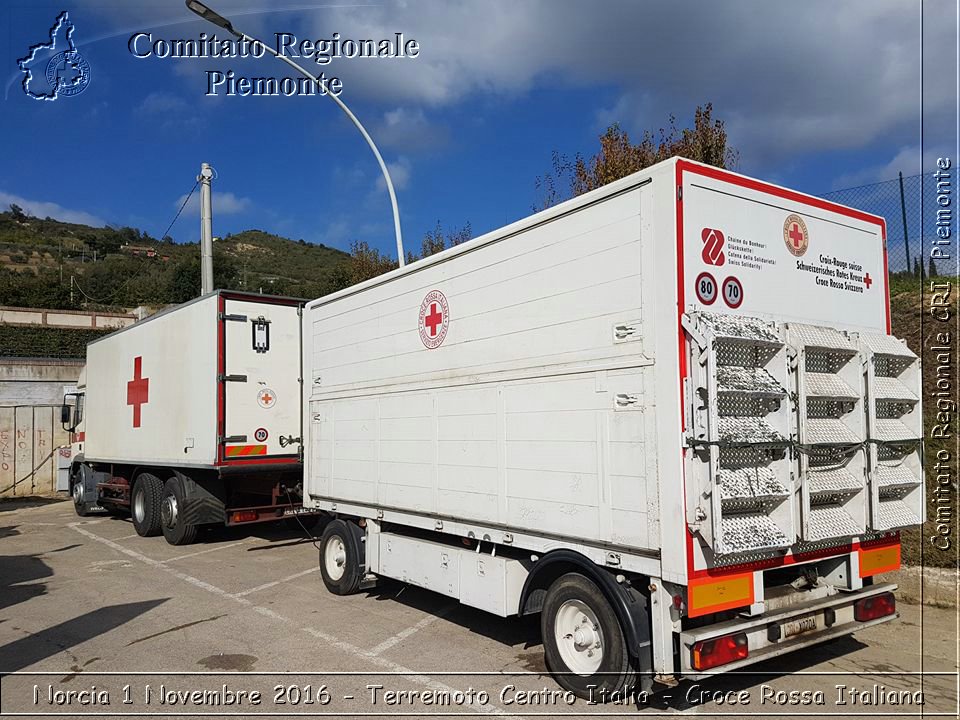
left=695, top=272, right=718, bottom=305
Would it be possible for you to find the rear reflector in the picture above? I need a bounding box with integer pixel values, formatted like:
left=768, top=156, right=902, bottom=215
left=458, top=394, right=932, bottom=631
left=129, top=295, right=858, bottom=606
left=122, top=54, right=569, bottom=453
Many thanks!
left=691, top=632, right=748, bottom=671
left=231, top=510, right=259, bottom=523
left=854, top=592, right=896, bottom=622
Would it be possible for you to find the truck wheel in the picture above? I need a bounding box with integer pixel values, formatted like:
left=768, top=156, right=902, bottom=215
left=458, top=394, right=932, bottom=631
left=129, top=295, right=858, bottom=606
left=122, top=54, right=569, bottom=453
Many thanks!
left=542, top=573, right=636, bottom=700
left=160, top=477, right=198, bottom=546
left=71, top=470, right=94, bottom=517
left=319, top=519, right=363, bottom=595
left=131, top=472, right=163, bottom=537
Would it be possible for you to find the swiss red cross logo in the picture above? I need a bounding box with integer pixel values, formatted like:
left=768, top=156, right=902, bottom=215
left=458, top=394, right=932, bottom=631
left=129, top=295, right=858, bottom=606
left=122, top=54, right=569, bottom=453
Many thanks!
left=257, top=388, right=276, bottom=409
left=701, top=228, right=726, bottom=266
left=419, top=290, right=449, bottom=349
left=783, top=214, right=809, bottom=257
left=126, top=356, right=149, bottom=428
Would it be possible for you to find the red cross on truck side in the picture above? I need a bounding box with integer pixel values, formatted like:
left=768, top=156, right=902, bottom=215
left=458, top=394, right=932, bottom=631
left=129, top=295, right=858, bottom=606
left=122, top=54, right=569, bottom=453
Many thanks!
left=788, top=222, right=804, bottom=249
left=424, top=302, right=443, bottom=337
left=126, top=356, right=150, bottom=428
left=864, top=272, right=873, bottom=289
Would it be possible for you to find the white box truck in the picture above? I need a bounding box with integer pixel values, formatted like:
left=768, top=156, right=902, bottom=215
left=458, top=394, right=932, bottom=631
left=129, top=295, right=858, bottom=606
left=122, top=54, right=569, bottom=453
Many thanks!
left=302, top=157, right=923, bottom=697
left=63, top=290, right=316, bottom=544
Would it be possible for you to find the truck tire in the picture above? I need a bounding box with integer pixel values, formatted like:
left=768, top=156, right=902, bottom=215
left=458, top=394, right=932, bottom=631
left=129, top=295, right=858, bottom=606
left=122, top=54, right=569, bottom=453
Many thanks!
left=131, top=472, right=163, bottom=537
left=319, top=519, right=363, bottom=595
left=71, top=468, right=95, bottom=517
left=541, top=572, right=637, bottom=700
left=160, top=477, right=198, bottom=546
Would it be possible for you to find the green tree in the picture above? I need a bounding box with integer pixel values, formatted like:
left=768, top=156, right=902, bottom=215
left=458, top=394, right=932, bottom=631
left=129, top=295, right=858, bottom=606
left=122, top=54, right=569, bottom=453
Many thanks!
left=536, top=104, right=738, bottom=208
left=928, top=257, right=938, bottom=278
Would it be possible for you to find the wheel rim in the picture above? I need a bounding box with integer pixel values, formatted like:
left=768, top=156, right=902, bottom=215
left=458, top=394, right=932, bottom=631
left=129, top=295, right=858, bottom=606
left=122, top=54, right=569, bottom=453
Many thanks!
left=133, top=486, right=145, bottom=523
left=72, top=479, right=83, bottom=504
left=555, top=599, right=605, bottom=676
left=161, top=493, right=178, bottom=529
left=324, top=535, right=347, bottom=581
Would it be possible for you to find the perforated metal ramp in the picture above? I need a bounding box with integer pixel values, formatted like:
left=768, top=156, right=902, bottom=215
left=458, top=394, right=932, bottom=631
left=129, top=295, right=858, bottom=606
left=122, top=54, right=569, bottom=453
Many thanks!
left=786, top=322, right=867, bottom=543
left=860, top=332, right=923, bottom=532
left=684, top=312, right=794, bottom=558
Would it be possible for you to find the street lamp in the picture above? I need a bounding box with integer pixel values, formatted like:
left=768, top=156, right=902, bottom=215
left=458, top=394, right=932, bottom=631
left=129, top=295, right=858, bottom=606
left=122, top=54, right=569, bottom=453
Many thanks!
left=185, top=0, right=405, bottom=266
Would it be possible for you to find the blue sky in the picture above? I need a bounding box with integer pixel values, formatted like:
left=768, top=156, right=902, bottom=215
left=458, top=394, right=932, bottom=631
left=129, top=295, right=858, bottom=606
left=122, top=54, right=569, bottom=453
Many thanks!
left=0, top=1, right=953, bottom=261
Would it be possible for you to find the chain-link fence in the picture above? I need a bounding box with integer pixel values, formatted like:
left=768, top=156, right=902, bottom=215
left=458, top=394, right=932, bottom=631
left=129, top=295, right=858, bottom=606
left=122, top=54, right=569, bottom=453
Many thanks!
left=821, top=172, right=956, bottom=277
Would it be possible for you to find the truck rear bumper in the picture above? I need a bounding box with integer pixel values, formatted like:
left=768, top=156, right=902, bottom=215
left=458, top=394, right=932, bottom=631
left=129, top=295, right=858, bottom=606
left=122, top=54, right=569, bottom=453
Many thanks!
left=679, top=582, right=898, bottom=677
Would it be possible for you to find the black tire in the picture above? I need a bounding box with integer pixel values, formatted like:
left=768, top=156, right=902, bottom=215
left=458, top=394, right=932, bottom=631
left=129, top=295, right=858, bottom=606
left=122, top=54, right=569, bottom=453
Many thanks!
left=160, top=477, right=198, bottom=546
left=71, top=469, right=94, bottom=517
left=541, top=573, right=637, bottom=701
left=319, top=519, right=363, bottom=595
left=131, top=472, right=163, bottom=537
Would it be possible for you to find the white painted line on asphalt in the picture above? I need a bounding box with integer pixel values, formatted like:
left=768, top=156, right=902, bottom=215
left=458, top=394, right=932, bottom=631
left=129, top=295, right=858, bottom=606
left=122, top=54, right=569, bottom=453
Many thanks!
left=300, top=626, right=512, bottom=718
left=366, top=604, right=454, bottom=657
left=69, top=523, right=518, bottom=718
left=162, top=541, right=245, bottom=563
left=234, top=567, right=318, bottom=597
left=70, top=523, right=253, bottom=606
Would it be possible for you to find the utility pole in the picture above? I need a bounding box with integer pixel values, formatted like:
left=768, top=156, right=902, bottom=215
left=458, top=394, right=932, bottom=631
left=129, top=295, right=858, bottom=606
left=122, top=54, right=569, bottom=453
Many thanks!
left=199, top=163, right=214, bottom=295
left=898, top=171, right=911, bottom=275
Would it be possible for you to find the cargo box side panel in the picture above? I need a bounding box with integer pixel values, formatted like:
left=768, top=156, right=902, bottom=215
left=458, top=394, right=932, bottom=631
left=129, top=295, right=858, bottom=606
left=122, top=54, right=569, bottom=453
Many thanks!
left=307, top=188, right=658, bottom=550
left=84, top=295, right=218, bottom=466
left=222, top=298, right=302, bottom=462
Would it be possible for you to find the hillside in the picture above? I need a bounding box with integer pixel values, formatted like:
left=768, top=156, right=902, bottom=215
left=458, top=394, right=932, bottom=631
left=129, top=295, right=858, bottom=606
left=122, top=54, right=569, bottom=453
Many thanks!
left=0, top=208, right=351, bottom=311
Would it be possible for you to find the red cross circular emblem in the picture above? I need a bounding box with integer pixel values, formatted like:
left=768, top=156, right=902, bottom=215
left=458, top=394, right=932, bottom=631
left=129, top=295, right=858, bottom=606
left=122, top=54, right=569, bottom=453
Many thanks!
left=783, top=214, right=809, bottom=257
left=418, top=290, right=449, bottom=349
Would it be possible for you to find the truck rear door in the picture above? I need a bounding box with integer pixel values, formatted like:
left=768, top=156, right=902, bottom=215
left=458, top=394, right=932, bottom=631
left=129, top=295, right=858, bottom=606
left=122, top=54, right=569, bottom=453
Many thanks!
left=221, top=297, right=302, bottom=463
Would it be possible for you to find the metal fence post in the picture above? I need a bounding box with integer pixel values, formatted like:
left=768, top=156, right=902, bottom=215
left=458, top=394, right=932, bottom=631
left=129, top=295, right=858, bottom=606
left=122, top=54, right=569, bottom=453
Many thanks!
left=898, top=171, right=912, bottom=275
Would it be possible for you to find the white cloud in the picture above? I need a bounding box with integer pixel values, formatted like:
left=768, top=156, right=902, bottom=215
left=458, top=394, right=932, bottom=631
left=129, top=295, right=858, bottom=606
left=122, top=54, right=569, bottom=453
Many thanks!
left=0, top=191, right=107, bottom=226
left=376, top=107, right=449, bottom=151
left=175, top=190, right=252, bottom=216
left=375, top=156, right=411, bottom=192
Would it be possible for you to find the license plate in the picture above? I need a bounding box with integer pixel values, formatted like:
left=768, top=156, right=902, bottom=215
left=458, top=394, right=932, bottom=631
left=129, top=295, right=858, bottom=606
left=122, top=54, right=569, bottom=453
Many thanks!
left=780, top=614, right=818, bottom=639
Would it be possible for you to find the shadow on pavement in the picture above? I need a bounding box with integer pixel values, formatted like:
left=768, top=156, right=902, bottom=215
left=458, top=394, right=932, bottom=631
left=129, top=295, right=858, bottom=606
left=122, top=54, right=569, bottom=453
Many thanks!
left=0, top=599, right=168, bottom=673
left=0, top=551, right=54, bottom=612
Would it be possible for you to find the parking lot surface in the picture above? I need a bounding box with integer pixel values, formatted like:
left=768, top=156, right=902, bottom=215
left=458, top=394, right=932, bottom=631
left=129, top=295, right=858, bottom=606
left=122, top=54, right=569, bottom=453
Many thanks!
left=1, top=498, right=956, bottom=718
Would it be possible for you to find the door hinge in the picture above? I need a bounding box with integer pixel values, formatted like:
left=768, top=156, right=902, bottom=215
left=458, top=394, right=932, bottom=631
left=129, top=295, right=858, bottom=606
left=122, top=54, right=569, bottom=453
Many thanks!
left=219, top=374, right=248, bottom=382
left=220, top=313, right=248, bottom=322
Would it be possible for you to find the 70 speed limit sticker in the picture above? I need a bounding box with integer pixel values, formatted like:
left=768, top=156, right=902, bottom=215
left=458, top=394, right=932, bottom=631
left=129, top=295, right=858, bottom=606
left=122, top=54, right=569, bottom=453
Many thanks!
left=722, top=276, right=744, bottom=308
left=695, top=272, right=718, bottom=305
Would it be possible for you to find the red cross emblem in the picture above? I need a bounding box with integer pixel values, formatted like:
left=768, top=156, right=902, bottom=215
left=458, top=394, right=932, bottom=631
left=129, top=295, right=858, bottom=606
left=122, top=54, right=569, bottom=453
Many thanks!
left=126, top=356, right=149, bottom=428
left=783, top=214, right=809, bottom=257
left=864, top=272, right=872, bottom=289
left=418, top=290, right=449, bottom=349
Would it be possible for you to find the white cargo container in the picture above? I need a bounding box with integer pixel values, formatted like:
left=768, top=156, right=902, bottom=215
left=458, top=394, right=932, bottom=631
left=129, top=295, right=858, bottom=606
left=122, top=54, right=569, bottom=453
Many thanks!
left=303, top=158, right=922, bottom=696
left=64, top=291, right=314, bottom=544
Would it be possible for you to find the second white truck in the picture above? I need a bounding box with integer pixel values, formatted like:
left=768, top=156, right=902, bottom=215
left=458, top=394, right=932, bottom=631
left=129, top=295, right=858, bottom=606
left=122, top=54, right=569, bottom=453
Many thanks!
left=301, top=157, right=923, bottom=696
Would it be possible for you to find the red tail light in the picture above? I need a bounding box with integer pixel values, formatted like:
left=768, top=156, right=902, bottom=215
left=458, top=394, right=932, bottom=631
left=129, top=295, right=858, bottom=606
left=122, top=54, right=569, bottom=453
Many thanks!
left=691, top=632, right=748, bottom=671
left=231, top=510, right=258, bottom=524
left=854, top=592, right=896, bottom=621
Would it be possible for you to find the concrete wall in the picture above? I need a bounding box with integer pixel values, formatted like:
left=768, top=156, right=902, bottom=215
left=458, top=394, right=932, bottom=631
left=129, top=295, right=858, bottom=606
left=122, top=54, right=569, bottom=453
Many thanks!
left=0, top=405, right=68, bottom=497
left=0, top=359, right=84, bottom=407
left=0, top=305, right=136, bottom=330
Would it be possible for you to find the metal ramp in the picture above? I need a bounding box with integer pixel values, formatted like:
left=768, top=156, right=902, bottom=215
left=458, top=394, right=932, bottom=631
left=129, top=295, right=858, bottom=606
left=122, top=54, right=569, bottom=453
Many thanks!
left=684, top=312, right=794, bottom=558
left=859, top=332, right=923, bottom=531
left=786, top=323, right=867, bottom=542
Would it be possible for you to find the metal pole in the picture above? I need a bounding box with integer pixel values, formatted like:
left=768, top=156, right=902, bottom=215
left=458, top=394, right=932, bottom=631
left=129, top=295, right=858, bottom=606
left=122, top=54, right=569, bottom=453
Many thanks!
left=199, top=163, right=214, bottom=294
left=898, top=171, right=911, bottom=275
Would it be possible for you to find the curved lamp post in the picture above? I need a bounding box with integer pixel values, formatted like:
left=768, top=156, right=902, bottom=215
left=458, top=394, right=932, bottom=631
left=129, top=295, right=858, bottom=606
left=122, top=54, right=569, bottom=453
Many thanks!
left=185, top=0, right=405, bottom=266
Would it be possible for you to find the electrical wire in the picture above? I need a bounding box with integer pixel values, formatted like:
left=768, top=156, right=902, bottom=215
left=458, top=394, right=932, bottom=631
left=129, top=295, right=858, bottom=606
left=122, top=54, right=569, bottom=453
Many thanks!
left=72, top=179, right=200, bottom=305
left=0, top=449, right=55, bottom=496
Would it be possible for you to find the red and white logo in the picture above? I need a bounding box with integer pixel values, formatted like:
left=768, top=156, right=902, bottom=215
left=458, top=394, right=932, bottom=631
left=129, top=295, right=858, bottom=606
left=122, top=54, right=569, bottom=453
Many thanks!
left=701, top=228, right=726, bottom=266
left=257, top=388, right=276, bottom=409
left=722, top=276, right=744, bottom=308
left=783, top=214, right=809, bottom=257
left=418, top=290, right=449, bottom=349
